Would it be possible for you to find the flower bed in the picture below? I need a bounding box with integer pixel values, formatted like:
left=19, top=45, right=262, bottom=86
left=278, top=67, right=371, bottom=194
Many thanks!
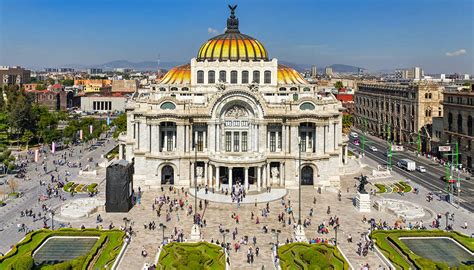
left=278, top=242, right=349, bottom=270
left=399, top=181, right=412, bottom=193
left=0, top=228, right=125, bottom=270
left=375, top=184, right=387, bottom=193
left=158, top=242, right=225, bottom=270
left=370, top=230, right=474, bottom=269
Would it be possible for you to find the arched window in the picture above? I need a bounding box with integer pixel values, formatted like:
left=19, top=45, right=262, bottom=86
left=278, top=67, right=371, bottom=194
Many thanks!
left=429, top=93, right=432, bottom=99
left=160, top=102, right=176, bottom=110
left=468, top=116, right=473, bottom=136
left=230, top=70, right=238, bottom=84
left=425, top=93, right=428, bottom=99
left=300, top=102, right=315, bottom=110
left=264, top=70, right=271, bottom=84
left=208, top=71, right=215, bottom=84
left=279, top=87, right=286, bottom=91
left=219, top=70, right=226, bottom=82
left=197, top=70, right=204, bottom=83
left=403, top=105, right=407, bottom=114
left=170, top=87, right=178, bottom=91
left=252, top=71, right=260, bottom=83
left=159, top=87, right=166, bottom=91
left=403, top=119, right=407, bottom=129
left=290, top=87, right=298, bottom=91
left=448, top=113, right=453, bottom=131
left=303, top=87, right=310, bottom=91
left=242, top=71, right=249, bottom=84
left=458, top=114, right=463, bottom=133
left=182, top=87, right=189, bottom=91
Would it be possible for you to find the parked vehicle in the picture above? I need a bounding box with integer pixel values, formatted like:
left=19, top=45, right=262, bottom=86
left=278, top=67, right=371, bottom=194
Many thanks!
left=397, top=159, right=416, bottom=171
left=369, top=146, right=378, bottom=152
left=416, top=166, right=426, bottom=173
left=353, top=139, right=360, bottom=146
left=350, top=132, right=358, bottom=138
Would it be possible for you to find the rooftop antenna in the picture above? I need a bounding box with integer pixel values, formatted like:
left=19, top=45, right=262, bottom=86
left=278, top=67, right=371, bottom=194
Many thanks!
left=157, top=54, right=161, bottom=77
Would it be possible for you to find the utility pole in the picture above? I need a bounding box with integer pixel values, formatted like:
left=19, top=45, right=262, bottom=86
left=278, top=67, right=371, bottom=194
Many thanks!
left=417, top=130, right=422, bottom=154
left=361, top=118, right=367, bottom=155
left=386, top=124, right=392, bottom=170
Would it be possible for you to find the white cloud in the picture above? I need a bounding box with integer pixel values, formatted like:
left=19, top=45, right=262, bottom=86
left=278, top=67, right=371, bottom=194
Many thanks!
left=446, top=49, right=466, bottom=57
left=207, top=27, right=219, bottom=35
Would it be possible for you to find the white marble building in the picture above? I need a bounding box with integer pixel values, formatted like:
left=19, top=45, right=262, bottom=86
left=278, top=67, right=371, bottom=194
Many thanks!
left=118, top=7, right=348, bottom=190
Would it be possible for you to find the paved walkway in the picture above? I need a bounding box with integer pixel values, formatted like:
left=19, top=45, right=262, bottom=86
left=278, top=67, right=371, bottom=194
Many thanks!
left=189, top=187, right=287, bottom=204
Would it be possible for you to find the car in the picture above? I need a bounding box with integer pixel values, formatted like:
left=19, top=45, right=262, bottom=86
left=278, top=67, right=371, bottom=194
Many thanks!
left=353, top=139, right=360, bottom=146
left=350, top=132, right=358, bottom=138
left=369, top=146, right=378, bottom=152
left=416, top=166, right=426, bottom=173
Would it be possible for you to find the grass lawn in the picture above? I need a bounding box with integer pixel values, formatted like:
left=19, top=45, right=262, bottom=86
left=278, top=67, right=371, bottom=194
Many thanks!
left=370, top=230, right=474, bottom=270
left=0, top=228, right=125, bottom=270
left=375, top=184, right=387, bottom=193
left=158, top=242, right=225, bottom=270
left=278, top=242, right=349, bottom=270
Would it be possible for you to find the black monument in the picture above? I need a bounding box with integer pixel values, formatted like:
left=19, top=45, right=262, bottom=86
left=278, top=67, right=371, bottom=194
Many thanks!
left=106, top=159, right=134, bottom=212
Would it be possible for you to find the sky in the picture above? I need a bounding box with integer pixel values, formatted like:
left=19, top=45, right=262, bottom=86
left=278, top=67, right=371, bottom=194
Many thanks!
left=0, top=0, right=473, bottom=73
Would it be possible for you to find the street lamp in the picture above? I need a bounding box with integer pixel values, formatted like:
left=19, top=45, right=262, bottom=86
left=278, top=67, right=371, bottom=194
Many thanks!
left=271, top=229, right=281, bottom=245
left=297, top=137, right=302, bottom=226
left=159, top=223, right=167, bottom=244
left=50, top=210, right=55, bottom=230
left=445, top=212, right=449, bottom=230
left=221, top=229, right=229, bottom=244
left=334, top=224, right=339, bottom=246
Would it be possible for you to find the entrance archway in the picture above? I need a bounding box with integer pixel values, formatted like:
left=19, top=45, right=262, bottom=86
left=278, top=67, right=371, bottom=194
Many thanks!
left=161, top=165, right=174, bottom=185
left=301, top=166, right=313, bottom=185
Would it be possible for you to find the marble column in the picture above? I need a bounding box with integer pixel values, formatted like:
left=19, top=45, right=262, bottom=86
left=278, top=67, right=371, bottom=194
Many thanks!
left=216, top=166, right=220, bottom=190
left=279, top=162, right=284, bottom=187
left=229, top=167, right=233, bottom=190
left=177, top=125, right=185, bottom=153
left=257, top=166, right=261, bottom=191
left=262, top=164, right=266, bottom=188
left=203, top=162, right=208, bottom=186
left=266, top=163, right=270, bottom=187
left=157, top=124, right=161, bottom=152
left=190, top=162, right=195, bottom=187
left=119, top=144, right=123, bottom=159
left=208, top=163, right=212, bottom=186
left=244, top=167, right=249, bottom=190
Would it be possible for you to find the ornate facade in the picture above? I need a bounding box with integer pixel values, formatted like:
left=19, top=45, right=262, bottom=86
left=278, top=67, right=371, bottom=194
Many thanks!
left=118, top=7, right=347, bottom=190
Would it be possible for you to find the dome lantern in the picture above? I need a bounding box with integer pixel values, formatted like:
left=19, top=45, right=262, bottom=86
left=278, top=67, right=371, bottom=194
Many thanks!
left=196, top=5, right=269, bottom=62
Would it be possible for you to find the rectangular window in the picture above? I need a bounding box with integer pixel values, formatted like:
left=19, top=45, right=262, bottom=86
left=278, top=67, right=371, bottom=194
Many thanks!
left=219, top=71, right=226, bottom=82
left=242, top=71, right=249, bottom=84
left=197, top=131, right=203, bottom=151
left=93, top=102, right=96, bottom=110
left=231, top=70, right=238, bottom=84
left=208, top=71, right=215, bottom=84
left=225, top=132, right=232, bottom=152
left=270, top=132, right=276, bottom=152
left=242, top=132, right=248, bottom=152
left=308, top=132, right=313, bottom=151
left=264, top=71, right=271, bottom=84
left=253, top=71, right=260, bottom=83
left=233, top=132, right=240, bottom=152
left=197, top=70, right=204, bottom=84
left=167, top=131, right=173, bottom=151
left=300, top=132, right=307, bottom=152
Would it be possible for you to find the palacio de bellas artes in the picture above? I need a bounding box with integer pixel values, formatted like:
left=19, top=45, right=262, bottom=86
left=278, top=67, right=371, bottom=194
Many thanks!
left=118, top=7, right=348, bottom=192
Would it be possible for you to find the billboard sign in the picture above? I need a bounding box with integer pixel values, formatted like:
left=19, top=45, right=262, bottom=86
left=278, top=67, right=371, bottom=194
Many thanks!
left=439, top=146, right=451, bottom=152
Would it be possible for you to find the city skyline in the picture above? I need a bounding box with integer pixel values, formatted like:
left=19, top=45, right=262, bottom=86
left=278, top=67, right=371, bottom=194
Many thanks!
left=0, top=0, right=473, bottom=73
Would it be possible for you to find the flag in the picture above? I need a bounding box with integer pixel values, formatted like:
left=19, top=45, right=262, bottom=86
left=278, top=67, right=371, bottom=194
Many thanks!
left=51, top=142, right=56, bottom=154
left=34, top=149, right=39, bottom=162
left=79, top=129, right=83, bottom=140
left=89, top=125, right=93, bottom=134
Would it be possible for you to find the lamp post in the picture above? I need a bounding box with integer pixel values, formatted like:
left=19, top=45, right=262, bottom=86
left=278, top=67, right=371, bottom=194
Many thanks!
left=445, top=212, right=449, bottom=230
left=189, top=120, right=201, bottom=240
left=298, top=137, right=302, bottom=226
left=221, top=229, right=229, bottom=244
left=271, top=229, right=281, bottom=245
left=50, top=210, right=55, bottom=230
left=159, top=223, right=167, bottom=244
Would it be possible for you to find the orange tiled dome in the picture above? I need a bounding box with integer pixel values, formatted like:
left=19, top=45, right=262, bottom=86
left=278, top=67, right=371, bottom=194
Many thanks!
left=159, top=64, right=190, bottom=84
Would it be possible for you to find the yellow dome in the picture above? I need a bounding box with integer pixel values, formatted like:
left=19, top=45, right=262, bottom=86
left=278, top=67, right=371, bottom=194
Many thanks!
left=277, top=65, right=308, bottom=84
left=159, top=64, right=190, bottom=84
left=197, top=5, right=268, bottom=62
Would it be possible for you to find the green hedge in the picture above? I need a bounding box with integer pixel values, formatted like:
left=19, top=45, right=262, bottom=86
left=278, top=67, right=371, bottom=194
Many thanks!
left=399, top=181, right=412, bottom=193
left=375, top=184, right=387, bottom=193
left=278, top=242, right=349, bottom=270
left=0, top=228, right=125, bottom=270
left=158, top=242, right=225, bottom=270
left=87, top=183, right=98, bottom=193
left=63, top=182, right=74, bottom=192
left=370, top=230, right=474, bottom=270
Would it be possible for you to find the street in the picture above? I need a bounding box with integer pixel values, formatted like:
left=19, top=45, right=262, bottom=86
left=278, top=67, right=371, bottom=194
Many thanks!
left=349, top=129, right=474, bottom=213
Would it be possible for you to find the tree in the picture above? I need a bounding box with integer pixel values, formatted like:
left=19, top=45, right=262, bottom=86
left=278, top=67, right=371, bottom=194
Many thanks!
left=342, top=114, right=353, bottom=134
left=111, top=114, right=126, bottom=138
left=334, top=81, right=344, bottom=90
left=21, top=130, right=34, bottom=148
left=35, top=84, right=47, bottom=90
left=61, top=79, right=74, bottom=86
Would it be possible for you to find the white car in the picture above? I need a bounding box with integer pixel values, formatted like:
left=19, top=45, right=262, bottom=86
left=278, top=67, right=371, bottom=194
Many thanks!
left=350, top=132, right=358, bottom=138
left=369, top=146, right=378, bottom=152
left=416, top=166, right=426, bottom=173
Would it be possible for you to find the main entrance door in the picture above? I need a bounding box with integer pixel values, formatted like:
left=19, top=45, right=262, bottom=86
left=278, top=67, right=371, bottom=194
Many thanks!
left=301, top=166, right=313, bottom=185
left=161, top=165, right=174, bottom=185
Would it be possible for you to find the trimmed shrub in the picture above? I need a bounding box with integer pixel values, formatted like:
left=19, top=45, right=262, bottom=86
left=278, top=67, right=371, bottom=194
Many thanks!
left=8, top=255, right=34, bottom=270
